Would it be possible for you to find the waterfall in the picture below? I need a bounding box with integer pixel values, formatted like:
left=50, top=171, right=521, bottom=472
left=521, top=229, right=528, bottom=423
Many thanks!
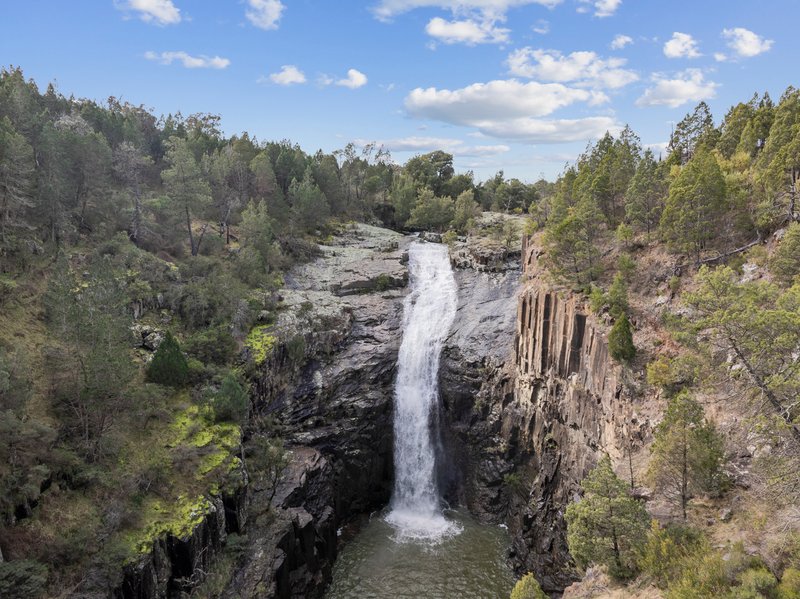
left=386, top=241, right=459, bottom=542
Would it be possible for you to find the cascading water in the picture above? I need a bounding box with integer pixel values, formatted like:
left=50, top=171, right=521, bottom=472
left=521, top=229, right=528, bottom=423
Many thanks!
left=386, top=241, right=460, bottom=541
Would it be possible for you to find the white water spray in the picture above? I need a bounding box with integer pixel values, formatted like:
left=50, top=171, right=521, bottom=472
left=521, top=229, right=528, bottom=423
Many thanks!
left=386, top=241, right=460, bottom=542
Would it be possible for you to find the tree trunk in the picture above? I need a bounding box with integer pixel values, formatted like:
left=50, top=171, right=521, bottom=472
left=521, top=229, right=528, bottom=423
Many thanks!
left=186, top=205, right=196, bottom=256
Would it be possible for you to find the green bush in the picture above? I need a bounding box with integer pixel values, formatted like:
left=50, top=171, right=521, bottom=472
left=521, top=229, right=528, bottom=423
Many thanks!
left=146, top=331, right=189, bottom=387
left=184, top=325, right=237, bottom=365
left=771, top=223, right=800, bottom=286
left=208, top=373, right=249, bottom=423
left=510, top=573, right=547, bottom=599
left=609, top=313, right=636, bottom=362
left=639, top=521, right=705, bottom=588
left=0, top=560, right=48, bottom=599
left=777, top=567, right=800, bottom=599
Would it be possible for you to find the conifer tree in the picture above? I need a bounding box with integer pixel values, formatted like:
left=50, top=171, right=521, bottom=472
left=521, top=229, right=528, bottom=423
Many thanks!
left=647, top=391, right=725, bottom=519
left=609, top=313, right=635, bottom=362
left=566, top=455, right=650, bottom=579
left=146, top=331, right=188, bottom=388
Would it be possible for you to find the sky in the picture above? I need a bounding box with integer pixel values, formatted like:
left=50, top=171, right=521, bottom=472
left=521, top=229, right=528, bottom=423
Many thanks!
left=1, top=0, right=795, bottom=181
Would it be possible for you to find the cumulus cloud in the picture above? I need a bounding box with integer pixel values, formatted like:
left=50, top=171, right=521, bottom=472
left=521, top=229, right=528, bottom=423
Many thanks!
left=507, top=48, right=638, bottom=89
left=267, top=65, right=307, bottom=85
left=405, top=79, right=618, bottom=143
left=246, top=0, right=285, bottom=30
left=336, top=69, right=368, bottom=89
left=121, top=0, right=181, bottom=25
left=610, top=34, right=632, bottom=50
left=360, top=136, right=510, bottom=156
left=144, top=51, right=229, bottom=69
left=533, top=19, right=549, bottom=34
left=426, top=16, right=509, bottom=44
left=372, top=0, right=562, bottom=21
left=663, top=32, right=701, bottom=58
left=636, top=69, right=718, bottom=108
left=577, top=0, right=622, bottom=18
left=722, top=27, right=773, bottom=58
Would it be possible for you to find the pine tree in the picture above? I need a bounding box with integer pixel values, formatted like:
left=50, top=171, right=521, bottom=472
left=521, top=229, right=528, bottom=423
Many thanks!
left=625, top=149, right=666, bottom=240
left=609, top=313, right=635, bottom=362
left=509, top=573, right=548, bottom=599
left=146, top=331, right=188, bottom=388
left=770, top=222, right=800, bottom=285
left=566, top=455, right=650, bottom=579
left=647, top=391, right=725, bottom=520
left=659, top=147, right=726, bottom=259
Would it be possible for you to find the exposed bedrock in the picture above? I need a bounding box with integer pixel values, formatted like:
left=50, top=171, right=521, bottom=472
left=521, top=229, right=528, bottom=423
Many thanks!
left=439, top=237, right=647, bottom=593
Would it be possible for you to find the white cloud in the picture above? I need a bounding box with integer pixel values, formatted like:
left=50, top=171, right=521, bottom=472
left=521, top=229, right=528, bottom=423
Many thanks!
left=636, top=69, right=718, bottom=108
left=337, top=69, right=369, bottom=89
left=405, top=79, right=618, bottom=143
left=610, top=34, right=632, bottom=50
left=663, top=32, right=701, bottom=59
left=246, top=0, right=285, bottom=30
left=144, top=51, right=229, bottom=69
left=507, top=48, right=638, bottom=89
left=372, top=0, right=562, bottom=21
left=268, top=65, right=307, bottom=85
left=533, top=19, right=549, bottom=34
left=425, top=16, right=509, bottom=44
left=722, top=27, right=773, bottom=58
left=578, top=0, right=621, bottom=18
left=361, top=136, right=510, bottom=156
left=714, top=52, right=728, bottom=62
left=122, top=0, right=181, bottom=25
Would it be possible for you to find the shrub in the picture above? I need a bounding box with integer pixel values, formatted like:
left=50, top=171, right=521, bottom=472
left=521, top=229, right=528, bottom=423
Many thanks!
left=639, top=521, right=705, bottom=588
left=510, top=573, right=547, bottom=599
left=0, top=560, right=48, bottom=599
left=771, top=223, right=800, bottom=286
left=146, top=331, right=189, bottom=387
left=609, top=313, right=636, bottom=362
left=208, top=373, right=249, bottom=423
left=184, top=325, right=237, bottom=365
left=777, top=567, right=800, bottom=599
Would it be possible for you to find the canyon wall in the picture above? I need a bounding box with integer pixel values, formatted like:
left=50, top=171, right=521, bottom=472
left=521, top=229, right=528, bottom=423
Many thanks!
left=441, top=234, right=648, bottom=592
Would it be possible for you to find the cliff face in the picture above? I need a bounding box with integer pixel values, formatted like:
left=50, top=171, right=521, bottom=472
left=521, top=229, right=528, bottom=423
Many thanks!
left=440, top=235, right=647, bottom=592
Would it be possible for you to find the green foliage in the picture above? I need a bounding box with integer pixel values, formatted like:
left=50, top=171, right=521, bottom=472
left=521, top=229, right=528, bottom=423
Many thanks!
left=646, top=354, right=701, bottom=395
left=617, top=253, right=636, bottom=281
left=407, top=187, right=455, bottom=232
left=184, top=325, right=237, bottom=366
left=509, top=573, right=548, bottom=599
left=451, top=189, right=480, bottom=233
left=660, top=147, right=727, bottom=258
left=777, top=568, right=800, bottom=599
left=146, top=331, right=189, bottom=388
left=543, top=195, right=605, bottom=286
left=565, top=455, right=650, bottom=579
left=289, top=167, right=330, bottom=232
left=648, top=391, right=725, bottom=519
left=609, top=313, right=636, bottom=362
left=607, top=273, right=630, bottom=318
left=0, top=560, right=48, bottom=599
left=638, top=521, right=705, bottom=588
left=207, top=373, right=249, bottom=424
left=771, top=223, right=800, bottom=286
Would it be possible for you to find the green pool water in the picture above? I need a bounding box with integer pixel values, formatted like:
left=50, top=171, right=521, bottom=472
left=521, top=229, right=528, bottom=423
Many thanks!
left=324, top=509, right=516, bottom=599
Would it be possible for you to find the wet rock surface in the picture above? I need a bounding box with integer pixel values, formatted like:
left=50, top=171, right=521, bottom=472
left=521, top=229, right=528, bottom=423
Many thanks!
left=226, top=224, right=411, bottom=598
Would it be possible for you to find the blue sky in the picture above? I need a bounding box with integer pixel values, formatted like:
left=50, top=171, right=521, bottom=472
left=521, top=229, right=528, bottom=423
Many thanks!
left=1, top=1, right=794, bottom=181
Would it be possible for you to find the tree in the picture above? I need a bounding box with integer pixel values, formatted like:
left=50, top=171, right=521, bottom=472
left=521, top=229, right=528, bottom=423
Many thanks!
left=162, top=136, right=212, bottom=256
left=451, top=189, right=480, bottom=233
left=669, top=101, right=717, bottom=164
left=146, top=331, right=188, bottom=388
left=113, top=141, right=152, bottom=246
left=625, top=149, right=667, bottom=240
left=509, top=573, right=547, bottom=599
left=404, top=150, right=454, bottom=197
left=565, top=455, right=650, bottom=579
left=543, top=195, right=605, bottom=286
left=647, top=391, right=725, bottom=519
left=46, top=258, right=135, bottom=460
left=407, top=187, right=454, bottom=232
left=289, top=168, right=329, bottom=232
left=607, top=273, right=629, bottom=318
left=0, top=560, right=48, bottom=599
left=0, top=117, right=34, bottom=249
left=390, top=174, right=417, bottom=228
left=770, top=223, right=800, bottom=285
left=609, top=313, right=635, bottom=362
left=208, top=373, right=249, bottom=424
left=659, top=147, right=726, bottom=259
left=493, top=179, right=537, bottom=213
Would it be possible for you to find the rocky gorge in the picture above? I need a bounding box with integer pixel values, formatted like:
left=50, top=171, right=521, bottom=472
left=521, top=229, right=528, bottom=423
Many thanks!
left=115, top=218, right=650, bottom=598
